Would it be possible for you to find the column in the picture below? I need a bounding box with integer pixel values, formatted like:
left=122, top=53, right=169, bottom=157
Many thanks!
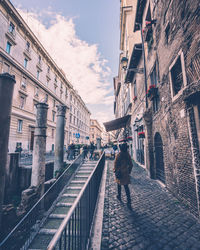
left=0, top=73, right=16, bottom=229
left=31, top=103, right=48, bottom=196
left=54, top=105, right=67, bottom=173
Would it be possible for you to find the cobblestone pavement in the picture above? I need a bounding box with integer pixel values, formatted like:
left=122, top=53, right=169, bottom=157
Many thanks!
left=101, top=161, right=200, bottom=250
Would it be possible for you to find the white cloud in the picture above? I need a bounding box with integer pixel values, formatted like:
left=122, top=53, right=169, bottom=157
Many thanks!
left=18, top=9, right=113, bottom=107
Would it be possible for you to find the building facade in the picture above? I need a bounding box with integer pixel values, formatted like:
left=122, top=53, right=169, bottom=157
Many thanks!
left=0, top=0, right=90, bottom=153
left=90, top=119, right=102, bottom=146
left=116, top=0, right=200, bottom=217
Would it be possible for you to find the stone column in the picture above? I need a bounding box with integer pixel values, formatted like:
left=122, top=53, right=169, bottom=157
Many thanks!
left=0, top=73, right=16, bottom=230
left=31, top=103, right=48, bottom=196
left=54, top=105, right=67, bottom=173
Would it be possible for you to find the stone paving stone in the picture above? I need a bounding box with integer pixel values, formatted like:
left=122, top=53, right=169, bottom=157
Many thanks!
left=101, top=160, right=200, bottom=250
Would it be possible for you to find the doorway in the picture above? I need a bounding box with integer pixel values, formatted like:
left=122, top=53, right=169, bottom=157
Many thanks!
left=154, top=132, right=165, bottom=183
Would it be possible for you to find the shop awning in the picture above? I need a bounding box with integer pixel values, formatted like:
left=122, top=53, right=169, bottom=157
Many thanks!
left=103, top=115, right=131, bottom=132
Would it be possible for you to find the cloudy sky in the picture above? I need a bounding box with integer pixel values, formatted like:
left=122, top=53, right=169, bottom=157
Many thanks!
left=11, top=0, right=120, bottom=124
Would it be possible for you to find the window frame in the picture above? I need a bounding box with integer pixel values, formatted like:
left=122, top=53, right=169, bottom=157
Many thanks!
left=6, top=41, right=12, bottom=54
left=17, top=119, right=23, bottom=133
left=169, top=49, right=187, bottom=101
left=24, top=58, right=28, bottom=68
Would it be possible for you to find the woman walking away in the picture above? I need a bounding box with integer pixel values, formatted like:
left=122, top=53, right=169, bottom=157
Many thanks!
left=114, top=143, right=133, bottom=209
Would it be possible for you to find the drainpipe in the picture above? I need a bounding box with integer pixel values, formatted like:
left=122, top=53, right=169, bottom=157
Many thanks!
left=139, top=23, right=148, bottom=109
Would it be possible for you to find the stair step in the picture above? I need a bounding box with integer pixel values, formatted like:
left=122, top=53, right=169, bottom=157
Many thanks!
left=78, top=171, right=91, bottom=174
left=39, top=228, right=57, bottom=235
left=28, top=234, right=53, bottom=249
left=43, top=218, right=63, bottom=230
left=56, top=202, right=73, bottom=207
left=29, top=248, right=43, bottom=250
left=62, top=194, right=77, bottom=198
left=53, top=206, right=71, bottom=214
left=63, top=188, right=81, bottom=194
left=49, top=214, right=66, bottom=219
left=71, top=180, right=85, bottom=184
left=67, top=185, right=83, bottom=189
left=75, top=175, right=89, bottom=178
left=74, top=176, right=88, bottom=180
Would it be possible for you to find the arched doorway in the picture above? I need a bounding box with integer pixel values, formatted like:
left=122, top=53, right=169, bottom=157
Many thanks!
left=154, top=133, right=165, bottom=184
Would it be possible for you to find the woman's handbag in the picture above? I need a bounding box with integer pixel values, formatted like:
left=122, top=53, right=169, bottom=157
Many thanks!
left=115, top=170, right=122, bottom=179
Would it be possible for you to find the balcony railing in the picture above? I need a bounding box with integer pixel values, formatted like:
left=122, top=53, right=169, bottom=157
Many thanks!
left=0, top=153, right=84, bottom=250
left=47, top=152, right=105, bottom=250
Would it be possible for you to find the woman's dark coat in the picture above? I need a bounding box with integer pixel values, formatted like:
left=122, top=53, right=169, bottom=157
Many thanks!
left=114, top=151, right=133, bottom=185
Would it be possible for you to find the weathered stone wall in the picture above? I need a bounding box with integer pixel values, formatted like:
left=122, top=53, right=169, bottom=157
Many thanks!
left=144, top=0, right=200, bottom=216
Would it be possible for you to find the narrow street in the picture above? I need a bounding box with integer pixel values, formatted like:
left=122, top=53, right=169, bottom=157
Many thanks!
left=101, top=161, right=200, bottom=250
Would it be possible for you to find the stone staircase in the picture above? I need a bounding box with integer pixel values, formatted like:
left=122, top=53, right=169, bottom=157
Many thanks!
left=27, top=161, right=96, bottom=250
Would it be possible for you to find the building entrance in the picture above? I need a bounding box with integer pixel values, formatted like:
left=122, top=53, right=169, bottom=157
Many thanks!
left=154, top=133, right=165, bottom=183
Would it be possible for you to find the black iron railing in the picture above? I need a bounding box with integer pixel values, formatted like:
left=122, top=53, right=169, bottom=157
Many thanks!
left=47, top=152, right=105, bottom=250
left=0, top=154, right=84, bottom=250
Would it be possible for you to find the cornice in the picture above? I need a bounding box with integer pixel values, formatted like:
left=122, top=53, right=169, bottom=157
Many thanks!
left=1, top=0, right=72, bottom=89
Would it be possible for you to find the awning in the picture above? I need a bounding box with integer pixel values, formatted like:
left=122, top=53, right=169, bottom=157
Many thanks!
left=103, top=115, right=131, bottom=132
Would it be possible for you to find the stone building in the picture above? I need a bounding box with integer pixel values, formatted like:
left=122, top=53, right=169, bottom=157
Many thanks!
left=114, top=0, right=200, bottom=217
left=68, top=88, right=91, bottom=144
left=0, top=0, right=90, bottom=153
left=90, top=119, right=103, bottom=146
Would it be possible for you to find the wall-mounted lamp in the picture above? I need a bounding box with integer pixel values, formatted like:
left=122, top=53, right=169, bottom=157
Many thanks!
left=121, top=57, right=128, bottom=70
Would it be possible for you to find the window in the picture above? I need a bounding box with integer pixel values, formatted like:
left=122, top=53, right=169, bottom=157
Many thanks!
left=54, top=84, right=57, bottom=93
left=52, top=129, right=55, bottom=138
left=38, top=55, right=41, bottom=64
left=52, top=111, right=56, bottom=122
left=26, top=41, right=30, bottom=51
left=169, top=51, right=187, bottom=98
left=65, top=88, right=68, bottom=97
left=9, top=22, right=15, bottom=35
left=24, top=58, right=28, bottom=68
left=149, top=63, right=160, bottom=113
left=17, top=120, right=23, bottom=132
left=47, top=66, right=50, bottom=74
left=21, top=76, right=26, bottom=89
left=35, top=86, right=39, bottom=97
left=37, top=70, right=40, bottom=80
left=165, top=23, right=170, bottom=45
left=19, top=96, right=25, bottom=109
left=33, top=102, right=37, bottom=114
left=70, top=114, right=72, bottom=123
left=194, top=104, right=200, bottom=151
left=3, top=62, right=10, bottom=73
left=46, top=78, right=49, bottom=86
left=53, top=99, right=56, bottom=108
left=6, top=41, right=12, bottom=54
left=150, top=64, right=158, bottom=86
left=133, top=80, right=137, bottom=98
left=45, top=94, right=48, bottom=103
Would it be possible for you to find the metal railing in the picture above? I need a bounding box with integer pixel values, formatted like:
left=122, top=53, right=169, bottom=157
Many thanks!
left=47, top=152, right=105, bottom=250
left=0, top=154, right=84, bottom=250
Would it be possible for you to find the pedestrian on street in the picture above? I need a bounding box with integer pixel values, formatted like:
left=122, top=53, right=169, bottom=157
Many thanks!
left=89, top=142, right=95, bottom=160
left=114, top=143, right=133, bottom=209
left=83, top=144, right=88, bottom=160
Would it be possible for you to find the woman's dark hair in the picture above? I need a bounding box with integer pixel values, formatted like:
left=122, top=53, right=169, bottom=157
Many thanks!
left=120, top=143, right=128, bottom=152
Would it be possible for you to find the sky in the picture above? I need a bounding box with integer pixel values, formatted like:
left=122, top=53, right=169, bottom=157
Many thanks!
left=10, top=0, right=120, bottom=125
